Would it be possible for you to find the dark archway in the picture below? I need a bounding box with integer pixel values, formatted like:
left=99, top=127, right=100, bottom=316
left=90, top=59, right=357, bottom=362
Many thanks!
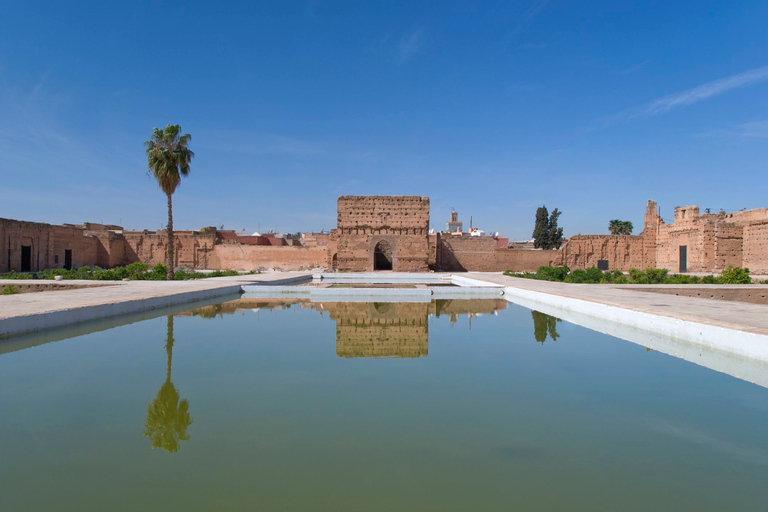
left=373, top=241, right=393, bottom=270
left=331, top=253, right=338, bottom=270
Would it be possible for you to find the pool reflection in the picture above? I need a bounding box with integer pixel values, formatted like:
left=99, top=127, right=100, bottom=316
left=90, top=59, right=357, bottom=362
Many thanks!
left=185, top=298, right=508, bottom=358
left=143, top=315, right=193, bottom=453
left=531, top=311, right=562, bottom=344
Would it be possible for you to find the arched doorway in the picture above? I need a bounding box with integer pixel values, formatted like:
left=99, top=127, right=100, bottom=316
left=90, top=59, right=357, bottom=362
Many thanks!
left=331, top=253, right=338, bottom=270
left=373, top=241, right=393, bottom=270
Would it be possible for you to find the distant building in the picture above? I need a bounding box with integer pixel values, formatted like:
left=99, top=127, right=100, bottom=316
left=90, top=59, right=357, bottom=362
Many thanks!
left=445, top=210, right=463, bottom=234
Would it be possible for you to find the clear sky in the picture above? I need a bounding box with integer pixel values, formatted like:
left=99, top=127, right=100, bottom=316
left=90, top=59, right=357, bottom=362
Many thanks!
left=1, top=1, right=767, bottom=240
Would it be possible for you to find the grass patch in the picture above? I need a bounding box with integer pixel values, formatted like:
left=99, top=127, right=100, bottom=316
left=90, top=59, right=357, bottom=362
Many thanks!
left=0, top=284, right=21, bottom=295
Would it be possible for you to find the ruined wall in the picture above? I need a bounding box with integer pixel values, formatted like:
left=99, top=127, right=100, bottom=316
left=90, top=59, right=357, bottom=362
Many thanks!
left=209, top=245, right=328, bottom=271
left=0, top=218, right=102, bottom=272
left=85, top=230, right=126, bottom=268
left=336, top=196, right=430, bottom=272
left=560, top=235, right=644, bottom=271
left=123, top=230, right=328, bottom=271
left=714, top=224, right=743, bottom=270
left=742, top=221, right=768, bottom=274
left=436, top=235, right=561, bottom=272
left=300, top=232, right=330, bottom=247
left=122, top=231, right=217, bottom=268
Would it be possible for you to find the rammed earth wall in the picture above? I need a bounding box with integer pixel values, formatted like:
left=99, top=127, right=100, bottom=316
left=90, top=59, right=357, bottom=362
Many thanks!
left=3, top=197, right=768, bottom=274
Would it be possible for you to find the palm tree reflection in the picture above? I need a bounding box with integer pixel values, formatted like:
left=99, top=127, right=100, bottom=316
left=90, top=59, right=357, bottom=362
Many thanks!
left=144, top=315, right=192, bottom=452
left=531, top=311, right=561, bottom=344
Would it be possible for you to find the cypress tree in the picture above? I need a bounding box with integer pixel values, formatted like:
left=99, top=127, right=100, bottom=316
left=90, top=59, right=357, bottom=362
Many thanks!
left=532, top=206, right=549, bottom=249
left=548, top=208, right=564, bottom=249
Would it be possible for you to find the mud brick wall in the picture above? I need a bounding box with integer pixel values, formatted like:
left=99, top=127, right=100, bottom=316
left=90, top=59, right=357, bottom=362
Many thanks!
left=742, top=221, right=768, bottom=274
left=336, top=196, right=430, bottom=272
left=437, top=235, right=561, bottom=272
left=209, top=245, right=328, bottom=271
left=122, top=230, right=217, bottom=268
left=714, top=224, right=744, bottom=270
left=561, top=235, right=644, bottom=271
left=0, top=217, right=101, bottom=272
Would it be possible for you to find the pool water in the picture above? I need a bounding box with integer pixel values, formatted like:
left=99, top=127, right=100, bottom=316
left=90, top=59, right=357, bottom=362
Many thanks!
left=1, top=298, right=767, bottom=511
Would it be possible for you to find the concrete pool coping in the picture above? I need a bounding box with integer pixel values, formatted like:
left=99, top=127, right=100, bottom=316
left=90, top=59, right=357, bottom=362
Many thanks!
left=0, top=271, right=317, bottom=338
left=241, top=272, right=505, bottom=300
left=2, top=271, right=768, bottom=364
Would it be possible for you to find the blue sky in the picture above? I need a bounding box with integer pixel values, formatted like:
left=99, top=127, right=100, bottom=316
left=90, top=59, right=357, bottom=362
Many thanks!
left=1, top=1, right=767, bottom=240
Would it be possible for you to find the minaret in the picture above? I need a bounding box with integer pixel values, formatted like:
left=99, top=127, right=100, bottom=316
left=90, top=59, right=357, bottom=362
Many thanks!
left=642, top=200, right=661, bottom=268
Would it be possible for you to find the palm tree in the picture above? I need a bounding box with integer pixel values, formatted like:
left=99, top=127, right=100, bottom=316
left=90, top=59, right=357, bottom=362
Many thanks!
left=609, top=219, right=634, bottom=235
left=143, top=316, right=192, bottom=453
left=144, top=125, right=194, bottom=280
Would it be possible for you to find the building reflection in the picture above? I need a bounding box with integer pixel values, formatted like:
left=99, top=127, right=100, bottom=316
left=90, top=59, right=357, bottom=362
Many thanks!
left=314, top=302, right=430, bottom=358
left=531, top=310, right=562, bottom=344
left=184, top=298, right=507, bottom=358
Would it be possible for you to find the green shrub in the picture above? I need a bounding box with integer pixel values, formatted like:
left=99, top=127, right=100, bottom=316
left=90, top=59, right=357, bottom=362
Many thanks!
left=565, top=269, right=585, bottom=283
left=536, top=265, right=569, bottom=282
left=585, top=267, right=603, bottom=282
left=628, top=268, right=668, bottom=284
left=701, top=275, right=718, bottom=284
left=628, top=268, right=648, bottom=284
left=645, top=268, right=669, bottom=284
left=602, top=270, right=626, bottom=283
left=666, top=274, right=701, bottom=284
left=147, top=263, right=168, bottom=280
left=174, top=269, right=240, bottom=280
left=0, top=284, right=20, bottom=295
left=717, top=266, right=752, bottom=284
left=1, top=271, right=33, bottom=279
left=123, top=261, right=149, bottom=280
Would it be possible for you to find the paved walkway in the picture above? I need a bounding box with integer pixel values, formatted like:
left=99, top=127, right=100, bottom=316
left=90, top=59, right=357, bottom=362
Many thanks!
left=0, top=272, right=314, bottom=337
left=466, top=272, right=768, bottom=336
left=3, top=270, right=768, bottom=339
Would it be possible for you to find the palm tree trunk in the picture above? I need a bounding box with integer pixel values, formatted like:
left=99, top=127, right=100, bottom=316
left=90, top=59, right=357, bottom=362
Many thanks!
left=167, top=192, right=174, bottom=280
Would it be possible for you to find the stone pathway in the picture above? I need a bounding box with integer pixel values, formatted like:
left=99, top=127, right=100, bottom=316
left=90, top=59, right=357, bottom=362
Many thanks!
left=466, top=272, right=768, bottom=336
left=0, top=272, right=314, bottom=337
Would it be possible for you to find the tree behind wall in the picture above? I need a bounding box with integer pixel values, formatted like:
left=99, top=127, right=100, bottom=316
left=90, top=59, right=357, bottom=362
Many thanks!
left=608, top=219, right=633, bottom=235
left=533, top=206, right=564, bottom=250
left=548, top=208, right=564, bottom=249
left=532, top=206, right=550, bottom=249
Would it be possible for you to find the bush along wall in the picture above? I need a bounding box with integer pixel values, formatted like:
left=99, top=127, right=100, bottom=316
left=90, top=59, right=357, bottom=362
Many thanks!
left=502, top=265, right=758, bottom=285
left=2, top=262, right=258, bottom=281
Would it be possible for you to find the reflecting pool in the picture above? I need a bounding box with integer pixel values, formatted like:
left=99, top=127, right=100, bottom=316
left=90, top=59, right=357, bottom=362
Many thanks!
left=1, top=298, right=767, bottom=511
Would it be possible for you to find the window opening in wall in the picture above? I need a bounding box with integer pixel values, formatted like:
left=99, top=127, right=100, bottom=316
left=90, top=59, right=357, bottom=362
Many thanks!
left=54, top=254, right=59, bottom=264
left=597, top=259, right=609, bottom=271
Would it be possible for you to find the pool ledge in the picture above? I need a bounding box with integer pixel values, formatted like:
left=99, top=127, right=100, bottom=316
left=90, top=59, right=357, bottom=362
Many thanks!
left=459, top=273, right=768, bottom=363
left=0, top=271, right=317, bottom=339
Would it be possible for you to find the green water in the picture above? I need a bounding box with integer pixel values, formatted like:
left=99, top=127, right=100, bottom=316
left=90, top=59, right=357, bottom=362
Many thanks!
left=1, top=298, right=767, bottom=511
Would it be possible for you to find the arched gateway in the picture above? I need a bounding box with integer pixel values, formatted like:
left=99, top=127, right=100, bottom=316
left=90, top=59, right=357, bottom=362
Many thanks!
left=334, top=196, right=430, bottom=272
left=373, top=240, right=393, bottom=270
